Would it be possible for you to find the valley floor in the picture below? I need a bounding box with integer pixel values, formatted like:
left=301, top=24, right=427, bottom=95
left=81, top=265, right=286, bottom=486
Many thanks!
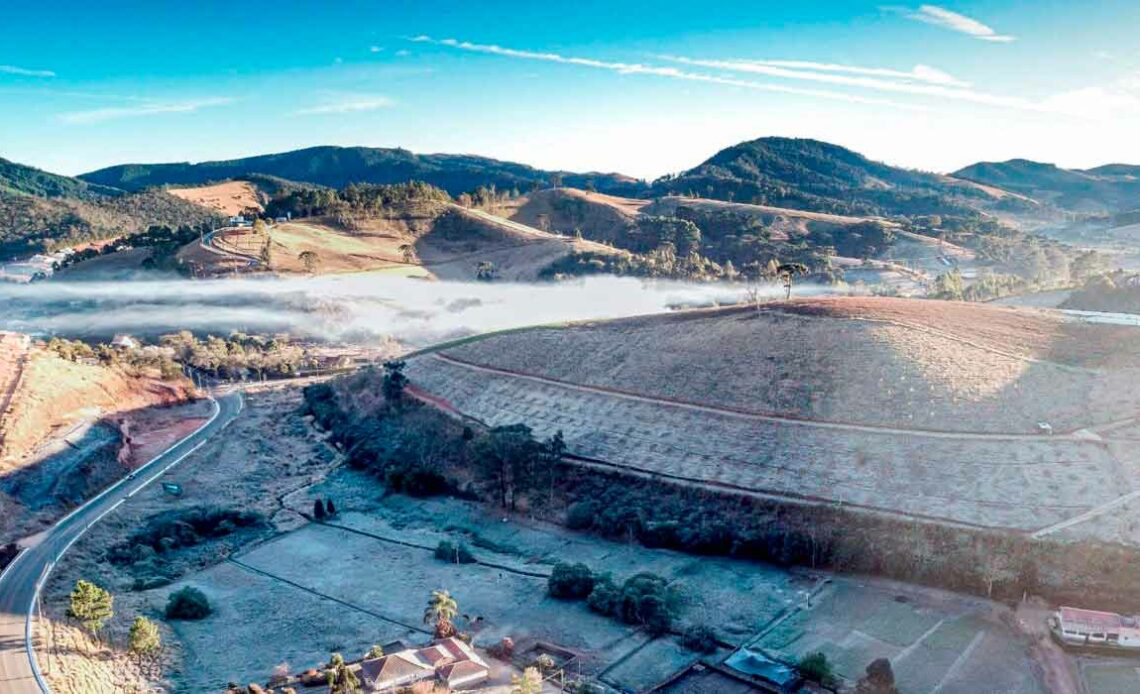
left=33, top=384, right=1067, bottom=694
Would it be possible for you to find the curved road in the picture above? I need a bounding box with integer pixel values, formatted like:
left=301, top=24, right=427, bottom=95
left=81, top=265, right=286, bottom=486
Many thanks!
left=0, top=390, right=244, bottom=693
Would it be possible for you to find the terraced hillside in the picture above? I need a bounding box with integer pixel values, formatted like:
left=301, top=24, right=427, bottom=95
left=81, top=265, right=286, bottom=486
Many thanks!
left=404, top=297, right=1140, bottom=533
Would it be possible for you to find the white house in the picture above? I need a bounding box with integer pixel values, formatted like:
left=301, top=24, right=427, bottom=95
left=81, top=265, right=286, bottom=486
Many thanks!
left=1056, top=606, right=1140, bottom=648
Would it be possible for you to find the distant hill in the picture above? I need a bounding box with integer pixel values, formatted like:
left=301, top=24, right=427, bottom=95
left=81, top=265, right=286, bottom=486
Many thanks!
left=79, top=146, right=648, bottom=198
left=0, top=156, right=219, bottom=260
left=649, top=137, right=1003, bottom=217
left=0, top=157, right=122, bottom=199
left=953, top=159, right=1140, bottom=213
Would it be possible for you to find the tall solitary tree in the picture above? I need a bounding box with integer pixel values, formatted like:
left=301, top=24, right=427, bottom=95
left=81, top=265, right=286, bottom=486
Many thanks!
left=423, top=589, right=459, bottom=638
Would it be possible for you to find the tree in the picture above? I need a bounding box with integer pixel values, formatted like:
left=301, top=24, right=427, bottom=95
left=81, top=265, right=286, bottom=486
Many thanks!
left=325, top=498, right=337, bottom=516
left=777, top=262, right=808, bottom=300
left=382, top=360, right=409, bottom=403
left=548, top=562, right=595, bottom=599
left=128, top=616, right=161, bottom=660
left=423, top=589, right=459, bottom=638
left=165, top=586, right=212, bottom=620
left=856, top=658, right=899, bottom=694
left=67, top=580, right=114, bottom=638
left=511, top=666, right=543, bottom=694
left=397, top=244, right=417, bottom=264
left=326, top=652, right=361, bottom=694
left=299, top=250, right=319, bottom=273
left=476, top=260, right=497, bottom=281
left=314, top=498, right=327, bottom=521
left=473, top=424, right=542, bottom=509
left=549, top=173, right=564, bottom=189
left=365, top=644, right=384, bottom=659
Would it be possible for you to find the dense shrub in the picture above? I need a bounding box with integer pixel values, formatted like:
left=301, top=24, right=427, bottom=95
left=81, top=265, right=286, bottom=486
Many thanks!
left=681, top=625, right=718, bottom=654
left=165, top=586, right=212, bottom=620
left=565, top=502, right=596, bottom=530
left=109, top=508, right=263, bottom=564
left=435, top=540, right=477, bottom=564
left=548, top=562, right=595, bottom=600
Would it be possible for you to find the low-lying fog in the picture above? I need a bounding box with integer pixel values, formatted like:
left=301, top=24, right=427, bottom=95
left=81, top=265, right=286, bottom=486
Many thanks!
left=0, top=274, right=835, bottom=346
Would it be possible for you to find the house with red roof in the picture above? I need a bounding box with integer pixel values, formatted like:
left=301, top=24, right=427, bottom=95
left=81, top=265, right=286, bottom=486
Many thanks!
left=359, top=637, right=491, bottom=692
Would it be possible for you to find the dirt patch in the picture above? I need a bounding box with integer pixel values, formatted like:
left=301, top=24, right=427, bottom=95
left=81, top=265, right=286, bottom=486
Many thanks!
left=168, top=181, right=263, bottom=216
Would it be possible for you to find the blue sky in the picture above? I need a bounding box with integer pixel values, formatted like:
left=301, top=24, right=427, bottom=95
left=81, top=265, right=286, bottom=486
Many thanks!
left=2, top=0, right=1139, bottom=179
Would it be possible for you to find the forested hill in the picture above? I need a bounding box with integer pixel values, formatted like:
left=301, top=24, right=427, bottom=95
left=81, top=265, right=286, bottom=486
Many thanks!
left=79, top=146, right=649, bottom=198
left=0, top=156, right=218, bottom=261
left=0, top=157, right=123, bottom=199
left=954, top=159, right=1140, bottom=214
left=649, top=137, right=1009, bottom=217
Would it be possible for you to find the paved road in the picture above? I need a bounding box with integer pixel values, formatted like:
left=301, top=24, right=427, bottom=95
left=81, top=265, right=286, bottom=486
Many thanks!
left=0, top=390, right=243, bottom=693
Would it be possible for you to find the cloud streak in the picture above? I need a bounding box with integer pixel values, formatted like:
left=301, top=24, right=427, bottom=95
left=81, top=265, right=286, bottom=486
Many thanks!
left=660, top=55, right=1033, bottom=109
left=294, top=94, right=394, bottom=115
left=0, top=64, right=55, bottom=78
left=895, top=5, right=1016, bottom=42
left=409, top=36, right=921, bottom=110
left=57, top=97, right=233, bottom=124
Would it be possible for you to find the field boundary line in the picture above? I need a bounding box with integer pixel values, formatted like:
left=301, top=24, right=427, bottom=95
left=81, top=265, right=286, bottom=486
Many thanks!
left=226, top=558, right=430, bottom=634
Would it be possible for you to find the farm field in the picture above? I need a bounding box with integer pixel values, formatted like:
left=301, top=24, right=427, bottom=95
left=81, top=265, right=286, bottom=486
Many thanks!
left=402, top=297, right=1140, bottom=536
left=139, top=476, right=1044, bottom=693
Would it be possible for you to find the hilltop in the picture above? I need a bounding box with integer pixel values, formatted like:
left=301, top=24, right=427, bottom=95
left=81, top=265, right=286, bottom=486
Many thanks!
left=79, top=145, right=647, bottom=198
left=954, top=158, right=1140, bottom=213
left=649, top=137, right=1019, bottom=217
left=400, top=296, right=1140, bottom=534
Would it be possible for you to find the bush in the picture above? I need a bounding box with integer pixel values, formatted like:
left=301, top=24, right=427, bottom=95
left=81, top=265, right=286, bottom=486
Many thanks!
left=681, top=625, right=718, bottom=653
left=548, top=562, right=595, bottom=600
left=565, top=501, right=596, bottom=530
left=109, top=507, right=263, bottom=564
left=434, top=540, right=476, bottom=564
left=798, top=651, right=833, bottom=684
left=586, top=575, right=621, bottom=616
left=165, top=586, right=212, bottom=620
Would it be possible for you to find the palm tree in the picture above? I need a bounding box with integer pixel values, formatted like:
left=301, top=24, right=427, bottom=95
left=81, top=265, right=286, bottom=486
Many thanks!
left=423, top=590, right=459, bottom=638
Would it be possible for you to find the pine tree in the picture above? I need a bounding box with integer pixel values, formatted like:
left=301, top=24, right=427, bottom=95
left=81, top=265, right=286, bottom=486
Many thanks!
left=128, top=616, right=161, bottom=660
left=325, top=498, right=336, bottom=516
left=313, top=499, right=326, bottom=521
left=67, top=580, right=114, bottom=639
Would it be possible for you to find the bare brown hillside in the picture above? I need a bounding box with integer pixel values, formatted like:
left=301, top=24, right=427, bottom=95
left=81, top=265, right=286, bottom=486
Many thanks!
left=179, top=202, right=624, bottom=279
left=168, top=180, right=264, bottom=215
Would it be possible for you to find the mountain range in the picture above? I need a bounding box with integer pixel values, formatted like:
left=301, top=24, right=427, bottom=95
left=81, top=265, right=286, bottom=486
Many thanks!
left=2, top=137, right=1138, bottom=260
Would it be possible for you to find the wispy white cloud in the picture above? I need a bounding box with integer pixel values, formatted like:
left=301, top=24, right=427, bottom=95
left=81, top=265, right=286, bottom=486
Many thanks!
left=0, top=64, right=55, bottom=77
left=58, top=97, right=232, bottom=124
left=891, top=5, right=1016, bottom=42
left=409, top=36, right=922, bottom=110
left=370, top=46, right=383, bottom=53
left=727, top=60, right=970, bottom=88
left=294, top=94, right=394, bottom=115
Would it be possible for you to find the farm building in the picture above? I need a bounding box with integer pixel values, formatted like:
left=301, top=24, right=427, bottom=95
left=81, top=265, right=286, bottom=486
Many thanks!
left=1055, top=606, right=1140, bottom=648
